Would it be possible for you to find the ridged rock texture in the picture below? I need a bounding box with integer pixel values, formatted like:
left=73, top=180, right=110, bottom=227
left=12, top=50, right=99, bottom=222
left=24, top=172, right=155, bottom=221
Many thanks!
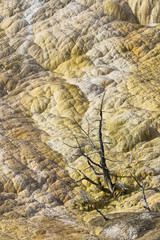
left=0, top=0, right=160, bottom=239
left=127, top=0, right=160, bottom=25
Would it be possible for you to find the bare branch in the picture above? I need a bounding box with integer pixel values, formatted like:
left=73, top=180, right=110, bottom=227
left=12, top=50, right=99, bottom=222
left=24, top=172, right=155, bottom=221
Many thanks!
left=87, top=159, right=102, bottom=176
left=103, top=141, right=112, bottom=144
left=63, top=141, right=85, bottom=149
left=73, top=178, right=86, bottom=184
left=72, top=117, right=101, bottom=156
left=69, top=166, right=107, bottom=192
left=95, top=207, right=109, bottom=221
left=73, top=134, right=100, bottom=154
left=130, top=152, right=133, bottom=163
left=84, top=154, right=102, bottom=169
left=141, top=181, right=151, bottom=211
left=130, top=172, right=141, bottom=188
left=130, top=173, right=151, bottom=211
left=86, top=116, right=90, bottom=136
left=73, top=116, right=95, bottom=144
left=74, top=136, right=102, bottom=169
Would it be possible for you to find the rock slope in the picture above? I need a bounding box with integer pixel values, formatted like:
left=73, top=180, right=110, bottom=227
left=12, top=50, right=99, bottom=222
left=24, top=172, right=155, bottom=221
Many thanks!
left=0, top=0, right=160, bottom=239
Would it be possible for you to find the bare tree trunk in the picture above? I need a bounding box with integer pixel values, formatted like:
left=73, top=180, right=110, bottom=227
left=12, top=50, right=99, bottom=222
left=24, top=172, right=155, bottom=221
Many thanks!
left=99, top=93, right=114, bottom=193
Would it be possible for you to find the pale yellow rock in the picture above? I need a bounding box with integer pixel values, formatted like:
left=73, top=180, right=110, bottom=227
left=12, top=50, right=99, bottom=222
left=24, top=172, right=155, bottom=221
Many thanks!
left=1, top=17, right=13, bottom=29
left=0, top=0, right=160, bottom=239
left=127, top=0, right=160, bottom=25
left=103, top=0, right=136, bottom=22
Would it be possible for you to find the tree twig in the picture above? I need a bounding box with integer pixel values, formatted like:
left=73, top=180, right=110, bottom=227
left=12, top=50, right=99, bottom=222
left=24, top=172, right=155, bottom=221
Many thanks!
left=141, top=181, right=151, bottom=211
left=95, top=207, right=109, bottom=221
left=130, top=173, right=151, bottom=211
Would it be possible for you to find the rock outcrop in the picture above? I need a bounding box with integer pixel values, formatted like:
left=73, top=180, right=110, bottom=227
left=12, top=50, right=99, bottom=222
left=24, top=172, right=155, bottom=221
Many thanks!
left=126, top=0, right=160, bottom=25
left=0, top=0, right=160, bottom=239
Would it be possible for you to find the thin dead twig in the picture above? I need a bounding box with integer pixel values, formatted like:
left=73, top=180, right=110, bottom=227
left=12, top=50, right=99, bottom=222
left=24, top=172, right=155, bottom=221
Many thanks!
left=130, top=172, right=151, bottom=211
left=95, top=207, right=109, bottom=221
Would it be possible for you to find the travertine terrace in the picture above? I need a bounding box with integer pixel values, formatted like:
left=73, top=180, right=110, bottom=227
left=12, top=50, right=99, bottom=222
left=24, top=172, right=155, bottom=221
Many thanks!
left=0, top=0, right=160, bottom=239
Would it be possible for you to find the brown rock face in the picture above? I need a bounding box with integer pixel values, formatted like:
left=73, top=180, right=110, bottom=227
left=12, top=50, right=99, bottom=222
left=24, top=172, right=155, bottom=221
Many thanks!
left=0, top=0, right=160, bottom=239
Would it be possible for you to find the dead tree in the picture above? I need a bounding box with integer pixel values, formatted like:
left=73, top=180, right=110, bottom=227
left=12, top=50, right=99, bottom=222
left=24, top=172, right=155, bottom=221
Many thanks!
left=64, top=92, right=124, bottom=196
left=63, top=93, right=150, bottom=216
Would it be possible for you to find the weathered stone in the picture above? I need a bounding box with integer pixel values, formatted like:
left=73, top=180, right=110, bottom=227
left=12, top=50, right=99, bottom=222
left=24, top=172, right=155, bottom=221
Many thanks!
left=0, top=0, right=160, bottom=239
left=126, top=0, right=160, bottom=25
left=99, top=212, right=160, bottom=240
